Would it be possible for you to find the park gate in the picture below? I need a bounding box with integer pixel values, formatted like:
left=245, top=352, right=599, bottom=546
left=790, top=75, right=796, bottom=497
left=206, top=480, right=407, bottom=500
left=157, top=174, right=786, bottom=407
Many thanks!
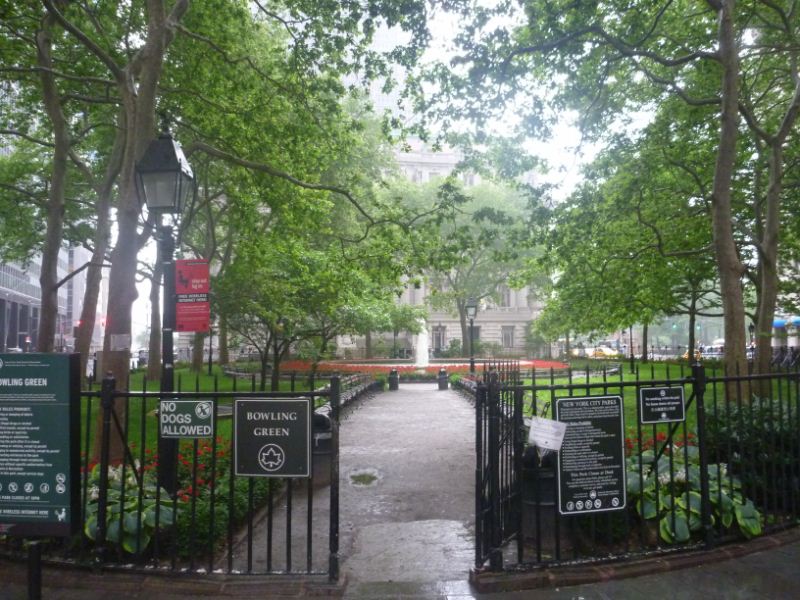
left=474, top=361, right=524, bottom=570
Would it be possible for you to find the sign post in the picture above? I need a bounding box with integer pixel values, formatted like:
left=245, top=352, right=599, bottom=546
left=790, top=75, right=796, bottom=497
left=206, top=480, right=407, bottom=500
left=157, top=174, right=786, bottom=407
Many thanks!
left=235, top=398, right=312, bottom=478
left=0, top=353, right=80, bottom=599
left=555, top=395, right=626, bottom=515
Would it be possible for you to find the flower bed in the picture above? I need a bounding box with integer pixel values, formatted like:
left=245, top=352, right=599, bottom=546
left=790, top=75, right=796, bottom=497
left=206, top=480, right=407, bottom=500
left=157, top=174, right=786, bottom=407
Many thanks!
left=280, top=359, right=568, bottom=374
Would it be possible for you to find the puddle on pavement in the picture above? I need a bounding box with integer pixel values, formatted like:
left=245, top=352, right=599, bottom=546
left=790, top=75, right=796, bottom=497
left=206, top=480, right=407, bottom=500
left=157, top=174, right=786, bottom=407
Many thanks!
left=349, top=467, right=381, bottom=487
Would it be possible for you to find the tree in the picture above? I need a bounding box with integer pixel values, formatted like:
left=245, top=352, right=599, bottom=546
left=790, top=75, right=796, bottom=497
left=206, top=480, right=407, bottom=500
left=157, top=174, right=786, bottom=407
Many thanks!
left=422, top=180, right=535, bottom=349
left=422, top=0, right=800, bottom=375
left=530, top=113, right=722, bottom=353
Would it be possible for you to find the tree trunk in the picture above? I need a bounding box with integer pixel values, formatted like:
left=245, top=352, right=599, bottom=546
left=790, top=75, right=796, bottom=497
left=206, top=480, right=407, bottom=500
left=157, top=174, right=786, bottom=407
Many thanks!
left=754, top=80, right=800, bottom=376
left=260, top=351, right=269, bottom=392
left=219, top=316, right=229, bottom=365
left=641, top=322, right=649, bottom=363
left=146, top=262, right=163, bottom=381
left=711, top=0, right=748, bottom=382
left=75, top=201, right=112, bottom=384
left=35, top=14, right=69, bottom=353
left=269, top=333, right=280, bottom=391
left=191, top=332, right=205, bottom=372
left=365, top=330, right=372, bottom=359
left=74, top=117, right=122, bottom=384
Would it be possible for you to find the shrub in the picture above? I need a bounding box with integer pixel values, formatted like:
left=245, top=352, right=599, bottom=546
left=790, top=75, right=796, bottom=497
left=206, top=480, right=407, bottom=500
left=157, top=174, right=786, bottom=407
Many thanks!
left=83, top=462, right=174, bottom=555
left=626, top=445, right=762, bottom=544
left=705, top=396, right=800, bottom=512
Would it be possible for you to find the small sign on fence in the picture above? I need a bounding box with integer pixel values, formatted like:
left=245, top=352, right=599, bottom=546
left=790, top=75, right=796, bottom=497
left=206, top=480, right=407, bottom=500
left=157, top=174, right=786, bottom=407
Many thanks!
left=527, top=416, right=567, bottom=451
left=639, top=386, right=686, bottom=424
left=234, top=398, right=311, bottom=478
left=0, top=353, right=80, bottom=537
left=555, top=395, right=626, bottom=515
left=159, top=400, right=214, bottom=438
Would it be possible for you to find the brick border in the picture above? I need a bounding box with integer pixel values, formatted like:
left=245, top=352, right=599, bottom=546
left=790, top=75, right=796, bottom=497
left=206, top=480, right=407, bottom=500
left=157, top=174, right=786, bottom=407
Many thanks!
left=470, top=527, right=800, bottom=593
left=0, top=557, right=346, bottom=598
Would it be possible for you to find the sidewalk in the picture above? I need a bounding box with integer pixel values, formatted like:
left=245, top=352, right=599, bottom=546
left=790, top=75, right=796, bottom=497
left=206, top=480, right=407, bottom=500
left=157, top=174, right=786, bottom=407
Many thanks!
left=3, top=382, right=800, bottom=598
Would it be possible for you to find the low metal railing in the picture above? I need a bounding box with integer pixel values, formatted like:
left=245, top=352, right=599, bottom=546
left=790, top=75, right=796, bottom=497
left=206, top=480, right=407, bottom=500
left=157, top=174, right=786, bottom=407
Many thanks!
left=469, top=363, right=800, bottom=572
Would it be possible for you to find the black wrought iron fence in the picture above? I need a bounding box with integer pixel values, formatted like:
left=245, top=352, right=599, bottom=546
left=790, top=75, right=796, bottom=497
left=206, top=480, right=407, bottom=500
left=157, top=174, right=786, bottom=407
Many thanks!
left=473, top=364, right=800, bottom=572
left=475, top=368, right=524, bottom=570
left=1, top=372, right=377, bottom=581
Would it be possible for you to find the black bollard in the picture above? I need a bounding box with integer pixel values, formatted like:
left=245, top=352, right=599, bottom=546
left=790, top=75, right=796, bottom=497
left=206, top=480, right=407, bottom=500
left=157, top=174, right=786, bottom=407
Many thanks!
left=437, top=368, right=448, bottom=390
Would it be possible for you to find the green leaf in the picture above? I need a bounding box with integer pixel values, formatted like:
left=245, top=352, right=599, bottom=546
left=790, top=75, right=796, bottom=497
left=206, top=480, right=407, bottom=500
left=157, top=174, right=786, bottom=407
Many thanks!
left=734, top=500, right=762, bottom=538
left=143, top=508, right=157, bottom=529
left=659, top=514, right=691, bottom=544
left=123, top=512, right=139, bottom=534
left=106, top=520, right=120, bottom=543
left=84, top=516, right=97, bottom=540
left=637, top=496, right=658, bottom=519
left=159, top=506, right=175, bottom=526
left=122, top=532, right=151, bottom=555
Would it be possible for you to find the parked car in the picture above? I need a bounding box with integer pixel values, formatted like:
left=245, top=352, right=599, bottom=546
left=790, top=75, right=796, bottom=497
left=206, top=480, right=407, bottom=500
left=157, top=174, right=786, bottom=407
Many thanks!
left=591, top=346, right=619, bottom=358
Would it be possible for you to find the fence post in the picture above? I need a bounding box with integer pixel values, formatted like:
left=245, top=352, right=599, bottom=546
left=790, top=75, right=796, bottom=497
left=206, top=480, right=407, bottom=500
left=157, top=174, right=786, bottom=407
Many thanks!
left=328, top=375, right=341, bottom=581
left=513, top=386, right=525, bottom=564
left=475, top=379, right=486, bottom=570
left=96, top=373, right=115, bottom=562
left=487, top=371, right=503, bottom=571
left=692, top=362, right=714, bottom=548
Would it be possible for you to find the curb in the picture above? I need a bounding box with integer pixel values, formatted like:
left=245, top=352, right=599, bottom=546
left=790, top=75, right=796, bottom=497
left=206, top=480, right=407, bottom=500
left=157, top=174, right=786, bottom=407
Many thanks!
left=470, top=527, right=800, bottom=593
left=0, top=558, right=347, bottom=598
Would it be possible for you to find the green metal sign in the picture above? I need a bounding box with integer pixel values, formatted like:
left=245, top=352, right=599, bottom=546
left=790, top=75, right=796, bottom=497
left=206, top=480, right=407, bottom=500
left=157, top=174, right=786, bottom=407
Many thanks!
left=159, top=399, right=214, bottom=438
left=234, top=398, right=311, bottom=478
left=0, top=353, right=80, bottom=537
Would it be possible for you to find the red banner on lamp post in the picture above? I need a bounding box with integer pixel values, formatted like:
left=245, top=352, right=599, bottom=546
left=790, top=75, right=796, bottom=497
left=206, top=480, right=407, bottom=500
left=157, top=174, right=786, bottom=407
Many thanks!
left=175, top=259, right=210, bottom=332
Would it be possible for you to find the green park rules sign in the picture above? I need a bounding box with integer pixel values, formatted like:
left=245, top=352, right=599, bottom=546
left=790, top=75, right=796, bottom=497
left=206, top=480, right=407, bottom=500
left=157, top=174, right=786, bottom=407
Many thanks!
left=0, top=354, right=80, bottom=537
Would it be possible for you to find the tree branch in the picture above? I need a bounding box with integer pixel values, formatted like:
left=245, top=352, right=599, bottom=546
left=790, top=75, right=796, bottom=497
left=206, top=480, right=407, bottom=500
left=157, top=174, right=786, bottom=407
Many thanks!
left=41, top=0, right=124, bottom=83
left=0, top=129, right=54, bottom=148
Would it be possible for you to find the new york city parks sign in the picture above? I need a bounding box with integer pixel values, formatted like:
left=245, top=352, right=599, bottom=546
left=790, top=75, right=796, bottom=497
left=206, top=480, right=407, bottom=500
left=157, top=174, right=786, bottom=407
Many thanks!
left=234, top=398, right=311, bottom=478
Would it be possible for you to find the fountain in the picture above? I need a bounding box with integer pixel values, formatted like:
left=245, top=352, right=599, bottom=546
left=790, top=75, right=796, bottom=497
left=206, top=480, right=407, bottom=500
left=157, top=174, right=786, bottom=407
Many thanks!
left=413, top=319, right=430, bottom=368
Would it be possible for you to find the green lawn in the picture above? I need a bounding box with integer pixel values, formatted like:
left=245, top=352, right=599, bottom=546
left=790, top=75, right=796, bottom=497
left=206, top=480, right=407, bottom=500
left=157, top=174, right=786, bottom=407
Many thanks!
left=519, top=359, right=796, bottom=445
left=521, top=361, right=707, bottom=440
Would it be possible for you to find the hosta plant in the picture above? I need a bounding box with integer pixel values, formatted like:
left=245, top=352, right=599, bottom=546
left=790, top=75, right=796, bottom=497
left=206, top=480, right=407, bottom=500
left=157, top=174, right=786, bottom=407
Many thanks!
left=626, top=445, right=762, bottom=544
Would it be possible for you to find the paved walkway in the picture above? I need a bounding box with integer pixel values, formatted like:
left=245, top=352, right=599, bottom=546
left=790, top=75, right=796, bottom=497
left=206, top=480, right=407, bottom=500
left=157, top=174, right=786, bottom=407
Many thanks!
left=340, top=382, right=476, bottom=594
left=3, top=382, right=800, bottom=598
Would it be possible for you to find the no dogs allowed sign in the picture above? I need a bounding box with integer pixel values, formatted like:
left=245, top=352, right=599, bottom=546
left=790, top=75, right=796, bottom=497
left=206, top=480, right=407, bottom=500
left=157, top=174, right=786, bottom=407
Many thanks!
left=159, top=400, right=214, bottom=438
left=234, top=398, right=311, bottom=478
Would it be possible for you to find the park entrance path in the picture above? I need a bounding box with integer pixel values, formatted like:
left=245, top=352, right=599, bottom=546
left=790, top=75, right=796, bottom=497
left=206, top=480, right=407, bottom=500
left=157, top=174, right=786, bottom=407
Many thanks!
left=340, top=382, right=477, bottom=597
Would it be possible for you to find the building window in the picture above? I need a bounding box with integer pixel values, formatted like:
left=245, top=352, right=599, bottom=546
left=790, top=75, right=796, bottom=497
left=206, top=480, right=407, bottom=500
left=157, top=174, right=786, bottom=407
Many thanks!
left=499, top=285, right=511, bottom=307
left=470, top=325, right=481, bottom=341
left=433, top=326, right=446, bottom=351
left=502, top=326, right=515, bottom=349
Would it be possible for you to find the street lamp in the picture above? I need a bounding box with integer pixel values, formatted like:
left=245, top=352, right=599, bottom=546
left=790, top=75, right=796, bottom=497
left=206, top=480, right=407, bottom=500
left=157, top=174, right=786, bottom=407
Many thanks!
left=135, top=120, right=194, bottom=496
left=629, top=326, right=635, bottom=374
left=466, top=297, right=478, bottom=374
